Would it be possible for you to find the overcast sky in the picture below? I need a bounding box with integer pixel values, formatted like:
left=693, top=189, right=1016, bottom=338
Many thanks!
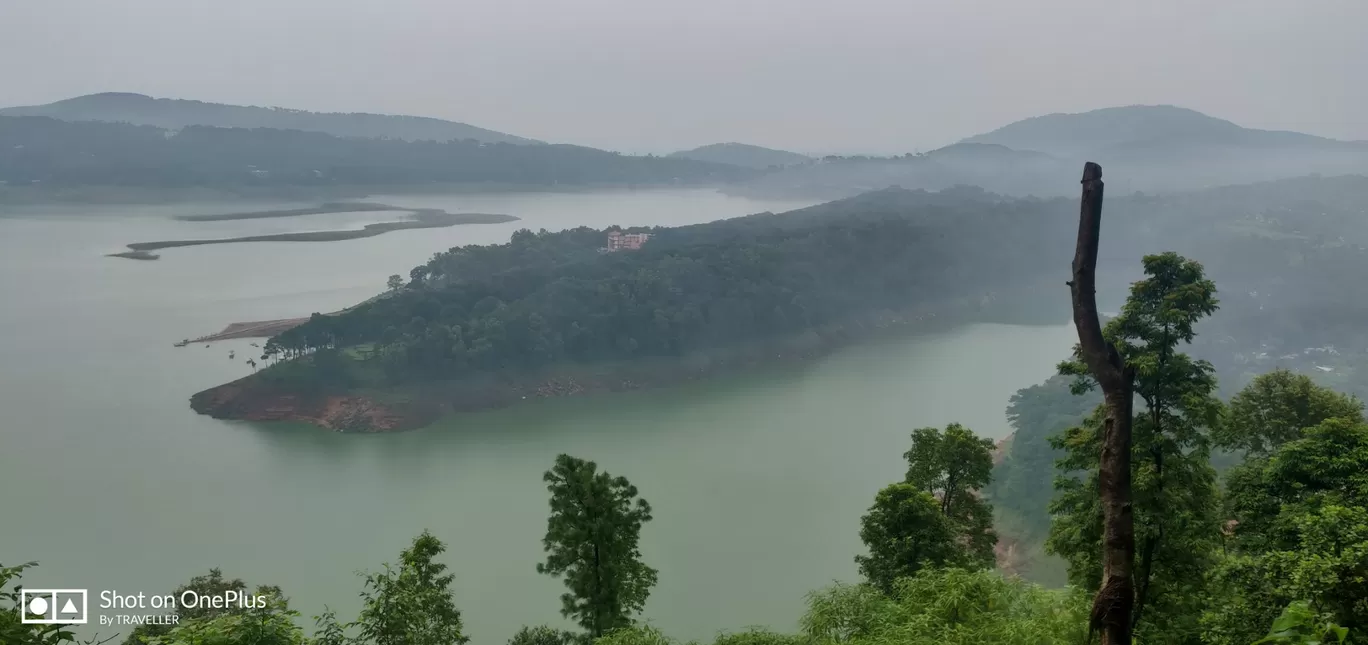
left=2, top=0, right=1364, bottom=154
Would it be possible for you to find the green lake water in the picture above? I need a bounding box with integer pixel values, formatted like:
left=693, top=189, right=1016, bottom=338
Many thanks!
left=0, top=189, right=1075, bottom=642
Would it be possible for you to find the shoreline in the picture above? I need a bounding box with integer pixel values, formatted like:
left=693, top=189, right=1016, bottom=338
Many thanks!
left=110, top=207, right=517, bottom=259
left=1, top=181, right=734, bottom=207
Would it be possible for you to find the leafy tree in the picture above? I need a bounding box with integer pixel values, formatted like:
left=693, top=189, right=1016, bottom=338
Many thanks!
left=1, top=562, right=84, bottom=645
left=590, top=625, right=681, bottom=645
left=506, top=625, right=582, bottom=645
left=1227, top=417, right=1368, bottom=551
left=1251, top=601, right=1350, bottom=645
left=801, top=568, right=1087, bottom=645
left=1048, top=252, right=1224, bottom=643
left=386, top=275, right=404, bottom=293
left=854, top=484, right=958, bottom=592
left=122, top=569, right=275, bottom=645
left=901, top=423, right=997, bottom=568
left=538, top=455, right=657, bottom=638
left=1204, top=505, right=1367, bottom=644
left=354, top=530, right=468, bottom=645
left=710, top=629, right=810, bottom=645
left=1216, top=368, right=1363, bottom=457
left=1206, top=416, right=1368, bottom=642
left=311, top=609, right=350, bottom=645
left=145, top=587, right=302, bottom=645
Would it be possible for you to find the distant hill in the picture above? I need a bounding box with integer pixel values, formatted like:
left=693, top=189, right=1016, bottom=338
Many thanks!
left=959, top=105, right=1353, bottom=158
left=0, top=92, right=540, bottom=145
left=668, top=143, right=811, bottom=169
left=0, top=116, right=755, bottom=203
left=725, top=106, right=1368, bottom=200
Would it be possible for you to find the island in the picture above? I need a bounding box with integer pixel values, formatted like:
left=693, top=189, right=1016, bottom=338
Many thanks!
left=190, top=176, right=1368, bottom=432
left=108, top=204, right=518, bottom=259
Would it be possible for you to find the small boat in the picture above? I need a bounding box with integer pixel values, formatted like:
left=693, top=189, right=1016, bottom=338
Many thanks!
left=174, top=339, right=190, bottom=347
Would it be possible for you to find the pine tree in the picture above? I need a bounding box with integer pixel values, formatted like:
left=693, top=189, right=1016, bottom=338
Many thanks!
left=538, top=455, right=657, bottom=638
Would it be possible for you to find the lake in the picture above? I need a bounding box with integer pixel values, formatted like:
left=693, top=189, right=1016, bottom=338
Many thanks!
left=0, top=189, right=1076, bottom=642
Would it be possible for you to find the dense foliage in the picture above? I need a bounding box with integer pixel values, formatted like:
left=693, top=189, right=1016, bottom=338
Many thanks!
left=1048, top=253, right=1224, bottom=643
left=258, top=187, right=1089, bottom=388
left=856, top=424, right=997, bottom=591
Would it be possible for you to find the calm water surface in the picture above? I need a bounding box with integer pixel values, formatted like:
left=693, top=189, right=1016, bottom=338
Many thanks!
left=0, top=189, right=1074, bottom=642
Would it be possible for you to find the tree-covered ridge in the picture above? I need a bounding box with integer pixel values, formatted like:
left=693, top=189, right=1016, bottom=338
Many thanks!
left=0, top=116, right=751, bottom=192
left=667, top=143, right=812, bottom=169
left=0, top=92, right=541, bottom=145
left=246, top=175, right=1368, bottom=402
left=255, top=187, right=1079, bottom=387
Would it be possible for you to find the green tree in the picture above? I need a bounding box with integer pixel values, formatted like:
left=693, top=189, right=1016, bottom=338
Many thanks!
left=1227, top=417, right=1368, bottom=551
left=1049, top=252, right=1224, bottom=643
left=538, top=455, right=657, bottom=638
left=354, top=530, right=468, bottom=645
left=1203, top=505, right=1367, bottom=644
left=1205, top=416, right=1368, bottom=642
left=506, top=625, right=582, bottom=645
left=1252, top=601, right=1349, bottom=645
left=1, top=562, right=82, bottom=645
left=122, top=569, right=275, bottom=645
left=854, top=484, right=958, bottom=592
left=1216, top=368, right=1363, bottom=457
left=386, top=275, right=404, bottom=293
left=802, top=568, right=1087, bottom=645
left=145, top=587, right=303, bottom=645
left=902, top=423, right=997, bottom=568
left=902, top=424, right=1001, bottom=555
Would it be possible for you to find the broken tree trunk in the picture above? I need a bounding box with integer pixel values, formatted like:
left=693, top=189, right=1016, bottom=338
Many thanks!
left=1068, top=162, right=1135, bottom=644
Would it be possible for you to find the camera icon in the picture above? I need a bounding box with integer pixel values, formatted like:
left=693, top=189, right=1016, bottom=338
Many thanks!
left=19, top=589, right=88, bottom=624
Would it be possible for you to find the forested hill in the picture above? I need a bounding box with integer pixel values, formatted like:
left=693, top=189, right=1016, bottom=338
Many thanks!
left=960, top=105, right=1354, bottom=158
left=255, top=186, right=1080, bottom=382
left=0, top=116, right=754, bottom=196
left=203, top=175, right=1368, bottom=423
left=727, top=106, right=1368, bottom=200
left=667, top=143, right=812, bottom=169
left=0, top=92, right=539, bottom=144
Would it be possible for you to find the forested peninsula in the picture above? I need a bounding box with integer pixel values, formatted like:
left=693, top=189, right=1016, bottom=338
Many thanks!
left=191, top=175, right=1368, bottom=432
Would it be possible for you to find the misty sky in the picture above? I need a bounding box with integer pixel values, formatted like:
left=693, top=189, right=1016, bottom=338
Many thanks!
left=3, top=0, right=1364, bottom=154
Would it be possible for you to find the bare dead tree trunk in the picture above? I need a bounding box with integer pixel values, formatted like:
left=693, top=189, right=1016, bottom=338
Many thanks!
left=1067, top=162, right=1135, bottom=644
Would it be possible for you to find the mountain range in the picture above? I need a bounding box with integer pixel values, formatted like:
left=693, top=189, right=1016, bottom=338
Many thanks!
left=0, top=92, right=539, bottom=145
left=726, top=105, right=1368, bottom=200
left=3, top=95, right=1365, bottom=203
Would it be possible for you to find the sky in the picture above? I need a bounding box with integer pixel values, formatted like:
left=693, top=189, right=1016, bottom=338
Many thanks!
left=2, top=0, right=1364, bottom=155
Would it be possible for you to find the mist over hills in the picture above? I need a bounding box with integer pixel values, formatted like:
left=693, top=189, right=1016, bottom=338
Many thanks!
left=668, top=143, right=811, bottom=169
left=0, top=92, right=540, bottom=145
left=725, top=105, right=1368, bottom=200
left=0, top=115, right=751, bottom=203
left=3, top=97, right=1366, bottom=205
left=959, top=105, right=1350, bottom=158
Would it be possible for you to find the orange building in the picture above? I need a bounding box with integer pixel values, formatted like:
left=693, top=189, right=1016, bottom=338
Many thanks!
left=607, top=231, right=652, bottom=251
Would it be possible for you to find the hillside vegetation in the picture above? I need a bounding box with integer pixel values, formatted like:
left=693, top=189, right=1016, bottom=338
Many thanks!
left=188, top=176, right=1368, bottom=437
